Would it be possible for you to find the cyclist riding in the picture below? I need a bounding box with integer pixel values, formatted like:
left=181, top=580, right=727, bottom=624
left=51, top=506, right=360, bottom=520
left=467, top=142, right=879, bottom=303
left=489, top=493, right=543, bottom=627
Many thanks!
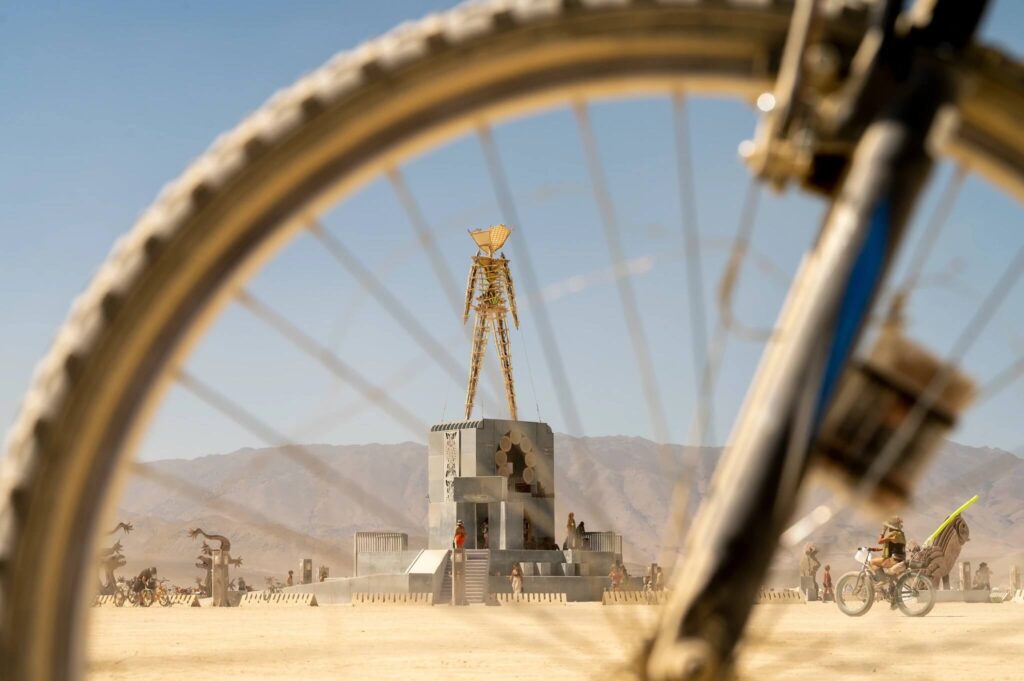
left=869, top=517, right=907, bottom=577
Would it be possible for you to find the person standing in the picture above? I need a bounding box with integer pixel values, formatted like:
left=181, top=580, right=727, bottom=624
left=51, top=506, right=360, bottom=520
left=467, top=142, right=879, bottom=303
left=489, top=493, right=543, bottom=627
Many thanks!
left=286, top=570, right=294, bottom=587
left=609, top=563, right=623, bottom=593
left=454, top=520, right=467, bottom=549
left=973, top=562, right=992, bottom=591
left=565, top=512, right=577, bottom=550
left=821, top=565, right=834, bottom=602
left=510, top=564, right=524, bottom=596
left=482, top=520, right=489, bottom=549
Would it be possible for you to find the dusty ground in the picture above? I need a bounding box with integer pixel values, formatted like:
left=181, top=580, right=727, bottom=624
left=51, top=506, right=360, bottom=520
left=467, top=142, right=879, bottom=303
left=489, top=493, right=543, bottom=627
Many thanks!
left=87, top=602, right=1023, bottom=681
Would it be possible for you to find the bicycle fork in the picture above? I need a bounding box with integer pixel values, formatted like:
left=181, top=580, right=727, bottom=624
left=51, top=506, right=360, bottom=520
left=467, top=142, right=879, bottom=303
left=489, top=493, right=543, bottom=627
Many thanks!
left=643, top=43, right=961, bottom=681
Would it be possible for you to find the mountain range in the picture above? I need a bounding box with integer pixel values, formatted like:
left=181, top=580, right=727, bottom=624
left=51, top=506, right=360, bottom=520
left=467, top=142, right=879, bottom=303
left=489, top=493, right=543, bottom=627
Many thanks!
left=112, top=437, right=1024, bottom=588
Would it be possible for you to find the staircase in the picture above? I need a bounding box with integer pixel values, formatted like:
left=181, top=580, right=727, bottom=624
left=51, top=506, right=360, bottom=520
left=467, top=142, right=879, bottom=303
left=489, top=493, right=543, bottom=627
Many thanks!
left=438, top=549, right=491, bottom=604
left=439, top=559, right=453, bottom=603
left=464, top=549, right=490, bottom=604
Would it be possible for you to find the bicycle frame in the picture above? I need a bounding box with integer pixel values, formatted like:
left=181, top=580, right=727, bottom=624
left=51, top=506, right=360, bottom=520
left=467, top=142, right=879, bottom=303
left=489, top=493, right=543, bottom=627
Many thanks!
left=646, top=2, right=989, bottom=678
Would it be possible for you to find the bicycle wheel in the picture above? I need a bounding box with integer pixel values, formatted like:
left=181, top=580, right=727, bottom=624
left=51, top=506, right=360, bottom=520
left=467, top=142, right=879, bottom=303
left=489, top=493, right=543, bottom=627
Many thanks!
left=835, top=571, right=874, bottom=617
left=158, top=591, right=171, bottom=608
left=3, top=1, right=1024, bottom=679
left=112, top=590, right=125, bottom=608
left=139, top=589, right=154, bottom=608
left=896, top=572, right=936, bottom=618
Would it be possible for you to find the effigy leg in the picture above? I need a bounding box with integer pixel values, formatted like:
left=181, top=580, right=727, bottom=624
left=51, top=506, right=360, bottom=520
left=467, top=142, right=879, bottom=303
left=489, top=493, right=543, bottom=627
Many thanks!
left=465, top=313, right=488, bottom=419
left=492, top=316, right=517, bottom=420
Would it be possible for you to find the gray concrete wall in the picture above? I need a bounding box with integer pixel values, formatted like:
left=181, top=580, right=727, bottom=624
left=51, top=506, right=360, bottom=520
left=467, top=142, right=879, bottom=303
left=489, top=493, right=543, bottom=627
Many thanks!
left=454, top=476, right=507, bottom=503
left=488, top=549, right=565, bottom=574
left=429, top=419, right=555, bottom=550
left=356, top=550, right=421, bottom=577
left=284, top=574, right=413, bottom=605
left=933, top=589, right=995, bottom=603
left=500, top=501, right=524, bottom=550
left=564, top=550, right=619, bottom=577
left=407, top=549, right=449, bottom=600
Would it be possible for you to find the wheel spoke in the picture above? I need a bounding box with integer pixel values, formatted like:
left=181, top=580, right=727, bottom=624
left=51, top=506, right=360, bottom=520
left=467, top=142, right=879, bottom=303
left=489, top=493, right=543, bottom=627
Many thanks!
left=307, top=220, right=501, bottom=414
left=388, top=167, right=464, bottom=318
left=672, top=93, right=712, bottom=443
left=658, top=180, right=766, bottom=568
left=784, top=246, right=1024, bottom=546
left=476, top=125, right=585, bottom=435
left=131, top=462, right=358, bottom=571
left=290, top=332, right=466, bottom=440
left=698, top=180, right=764, bottom=446
left=234, top=288, right=427, bottom=435
left=894, top=166, right=967, bottom=297
left=573, top=102, right=686, bottom=576
left=173, top=368, right=418, bottom=528
left=386, top=169, right=508, bottom=412
left=573, top=101, right=671, bottom=447
left=476, top=123, right=625, bottom=543
left=976, top=352, right=1024, bottom=403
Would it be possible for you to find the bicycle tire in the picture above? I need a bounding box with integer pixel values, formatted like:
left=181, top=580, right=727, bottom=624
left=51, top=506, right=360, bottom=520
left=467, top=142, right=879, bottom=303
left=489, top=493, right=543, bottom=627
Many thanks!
left=895, top=571, right=936, bottom=618
left=3, top=1, right=1024, bottom=678
left=835, top=571, right=874, bottom=617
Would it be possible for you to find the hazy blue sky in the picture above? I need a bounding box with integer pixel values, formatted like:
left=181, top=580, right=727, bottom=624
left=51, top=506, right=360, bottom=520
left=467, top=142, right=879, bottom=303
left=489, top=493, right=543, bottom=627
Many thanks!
left=3, top=1, right=1023, bottom=462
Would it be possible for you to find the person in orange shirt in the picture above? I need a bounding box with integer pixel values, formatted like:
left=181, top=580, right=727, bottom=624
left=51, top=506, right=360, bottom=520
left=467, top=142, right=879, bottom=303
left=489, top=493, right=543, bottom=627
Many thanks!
left=454, top=520, right=467, bottom=549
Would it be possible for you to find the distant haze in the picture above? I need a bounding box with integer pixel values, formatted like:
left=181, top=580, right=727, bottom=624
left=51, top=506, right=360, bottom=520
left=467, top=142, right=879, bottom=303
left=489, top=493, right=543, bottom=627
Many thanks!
left=112, top=437, right=1024, bottom=588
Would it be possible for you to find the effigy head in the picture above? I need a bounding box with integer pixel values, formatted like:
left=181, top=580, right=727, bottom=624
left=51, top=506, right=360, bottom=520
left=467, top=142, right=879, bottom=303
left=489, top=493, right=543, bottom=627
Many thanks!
left=804, top=543, right=818, bottom=555
left=954, top=515, right=971, bottom=543
left=468, top=224, right=512, bottom=256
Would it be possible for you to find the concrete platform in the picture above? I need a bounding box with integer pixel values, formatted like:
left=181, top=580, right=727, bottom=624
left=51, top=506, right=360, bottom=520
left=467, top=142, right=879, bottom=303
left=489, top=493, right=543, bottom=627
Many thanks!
left=932, top=589, right=996, bottom=603
left=488, top=575, right=611, bottom=602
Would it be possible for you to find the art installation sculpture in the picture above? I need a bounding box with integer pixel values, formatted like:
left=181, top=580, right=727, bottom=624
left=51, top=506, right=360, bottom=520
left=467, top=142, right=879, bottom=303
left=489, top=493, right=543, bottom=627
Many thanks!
left=462, top=224, right=520, bottom=421
left=106, top=522, right=134, bottom=536
left=798, top=543, right=822, bottom=600
left=96, top=541, right=126, bottom=596
left=912, top=515, right=971, bottom=589
left=96, top=520, right=133, bottom=595
left=188, top=527, right=231, bottom=551
left=194, top=541, right=213, bottom=596
left=188, top=527, right=236, bottom=605
left=799, top=543, right=821, bottom=580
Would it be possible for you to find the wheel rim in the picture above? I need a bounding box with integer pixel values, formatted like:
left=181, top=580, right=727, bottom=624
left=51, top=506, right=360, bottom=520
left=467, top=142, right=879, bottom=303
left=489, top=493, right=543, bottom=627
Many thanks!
left=838, top=574, right=872, bottom=614
left=1, top=1, right=1023, bottom=678
left=897, top=573, right=934, bottom=616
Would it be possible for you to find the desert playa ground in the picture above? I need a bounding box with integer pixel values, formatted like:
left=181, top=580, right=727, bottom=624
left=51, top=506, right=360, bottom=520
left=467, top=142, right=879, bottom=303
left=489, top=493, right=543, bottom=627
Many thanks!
left=87, top=602, right=1022, bottom=681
